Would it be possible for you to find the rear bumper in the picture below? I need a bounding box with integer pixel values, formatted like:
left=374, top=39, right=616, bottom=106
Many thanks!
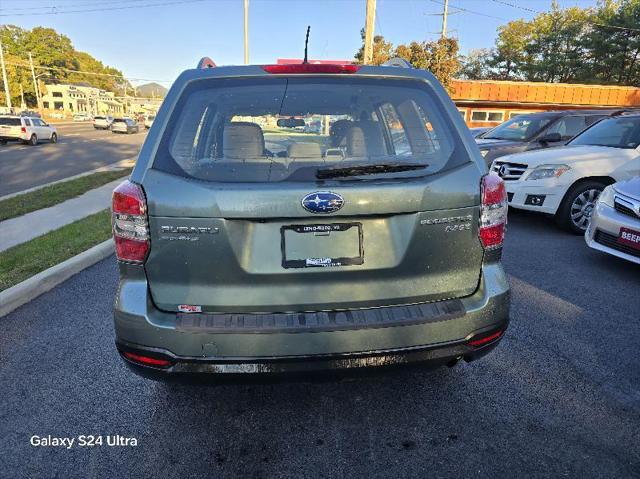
left=113, top=262, right=510, bottom=380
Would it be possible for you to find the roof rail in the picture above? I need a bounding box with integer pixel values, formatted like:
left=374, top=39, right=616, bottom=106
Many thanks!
left=197, top=57, right=217, bottom=69
left=383, top=57, right=412, bottom=68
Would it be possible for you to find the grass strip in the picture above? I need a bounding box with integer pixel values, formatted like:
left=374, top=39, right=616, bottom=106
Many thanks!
left=0, top=168, right=131, bottom=222
left=0, top=209, right=112, bottom=292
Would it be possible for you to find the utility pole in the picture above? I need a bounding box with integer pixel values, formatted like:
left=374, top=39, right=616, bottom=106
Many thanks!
left=441, top=0, right=449, bottom=38
left=363, top=0, right=377, bottom=65
left=0, top=38, right=12, bottom=110
left=243, top=0, right=249, bottom=65
left=28, top=52, right=42, bottom=111
left=19, top=84, right=26, bottom=110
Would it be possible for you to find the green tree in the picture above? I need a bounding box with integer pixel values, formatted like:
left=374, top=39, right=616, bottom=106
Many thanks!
left=0, top=25, right=129, bottom=108
left=354, top=29, right=394, bottom=65
left=459, top=48, right=495, bottom=80
left=395, top=38, right=460, bottom=91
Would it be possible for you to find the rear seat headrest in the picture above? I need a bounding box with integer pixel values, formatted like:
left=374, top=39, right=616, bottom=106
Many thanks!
left=347, top=121, right=386, bottom=157
left=223, top=122, right=264, bottom=159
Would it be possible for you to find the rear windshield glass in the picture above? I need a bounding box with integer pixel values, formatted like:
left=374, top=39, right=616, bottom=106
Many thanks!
left=113, top=119, right=126, bottom=123
left=483, top=115, right=554, bottom=141
left=0, top=118, right=21, bottom=126
left=569, top=117, right=640, bottom=149
left=154, top=77, right=461, bottom=182
left=95, top=116, right=105, bottom=120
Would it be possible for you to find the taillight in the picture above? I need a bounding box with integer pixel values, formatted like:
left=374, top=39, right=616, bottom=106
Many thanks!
left=21, top=126, right=26, bottom=133
left=479, top=173, right=507, bottom=250
left=122, top=351, right=172, bottom=368
left=262, top=64, right=360, bottom=74
left=468, top=329, right=504, bottom=347
left=111, top=180, right=149, bottom=263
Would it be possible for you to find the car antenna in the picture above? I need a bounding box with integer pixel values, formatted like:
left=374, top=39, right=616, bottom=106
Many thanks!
left=303, top=25, right=311, bottom=64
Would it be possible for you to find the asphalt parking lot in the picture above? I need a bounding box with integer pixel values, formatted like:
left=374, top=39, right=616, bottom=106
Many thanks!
left=1, top=209, right=638, bottom=478
left=0, top=122, right=146, bottom=196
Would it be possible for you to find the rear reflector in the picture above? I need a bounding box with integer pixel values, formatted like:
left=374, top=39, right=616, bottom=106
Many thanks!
left=468, top=329, right=504, bottom=347
left=262, top=64, right=360, bottom=74
left=112, top=180, right=150, bottom=263
left=21, top=126, right=26, bottom=133
left=122, top=351, right=172, bottom=368
left=479, top=173, right=508, bottom=250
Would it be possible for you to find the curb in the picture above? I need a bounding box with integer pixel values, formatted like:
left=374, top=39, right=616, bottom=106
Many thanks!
left=0, top=239, right=114, bottom=318
left=0, top=158, right=135, bottom=202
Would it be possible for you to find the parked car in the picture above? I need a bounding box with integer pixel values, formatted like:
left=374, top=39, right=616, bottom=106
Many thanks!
left=491, top=114, right=640, bottom=233
left=477, top=110, right=630, bottom=165
left=111, top=118, right=139, bottom=134
left=144, top=115, right=155, bottom=129
left=585, top=177, right=640, bottom=264
left=469, top=126, right=491, bottom=138
left=0, top=115, right=58, bottom=145
left=73, top=113, right=93, bottom=122
left=111, top=59, right=510, bottom=381
left=93, top=115, right=114, bottom=130
left=49, top=112, right=65, bottom=119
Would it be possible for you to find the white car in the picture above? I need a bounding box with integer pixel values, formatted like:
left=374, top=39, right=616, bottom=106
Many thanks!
left=0, top=115, right=58, bottom=146
left=93, top=115, right=114, bottom=130
left=73, top=113, right=93, bottom=122
left=491, top=114, right=640, bottom=233
left=144, top=114, right=155, bottom=129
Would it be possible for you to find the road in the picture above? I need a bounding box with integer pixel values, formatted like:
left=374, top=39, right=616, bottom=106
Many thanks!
left=1, top=210, right=639, bottom=478
left=0, top=122, right=146, bottom=197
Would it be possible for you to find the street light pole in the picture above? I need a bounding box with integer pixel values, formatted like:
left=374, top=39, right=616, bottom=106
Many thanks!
left=0, top=38, right=12, bottom=110
left=28, top=52, right=42, bottom=111
left=243, top=0, right=249, bottom=65
left=363, top=0, right=376, bottom=65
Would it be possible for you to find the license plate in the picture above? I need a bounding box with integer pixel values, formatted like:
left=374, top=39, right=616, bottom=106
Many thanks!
left=618, top=227, right=640, bottom=250
left=281, top=223, right=364, bottom=268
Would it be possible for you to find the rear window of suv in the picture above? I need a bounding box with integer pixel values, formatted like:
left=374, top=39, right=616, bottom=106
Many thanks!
left=0, top=118, right=21, bottom=126
left=154, top=77, right=462, bottom=182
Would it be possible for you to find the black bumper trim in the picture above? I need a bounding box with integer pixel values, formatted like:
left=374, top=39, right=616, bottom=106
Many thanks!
left=175, top=298, right=466, bottom=334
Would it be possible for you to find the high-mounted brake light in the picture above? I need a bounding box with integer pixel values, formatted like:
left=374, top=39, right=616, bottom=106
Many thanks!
left=479, top=173, right=507, bottom=250
left=262, top=64, right=360, bottom=74
left=111, top=180, right=150, bottom=263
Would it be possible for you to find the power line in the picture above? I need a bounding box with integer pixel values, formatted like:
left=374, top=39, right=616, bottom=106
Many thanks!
left=490, top=0, right=640, bottom=33
left=429, top=0, right=507, bottom=22
left=3, top=0, right=152, bottom=12
left=0, top=0, right=210, bottom=17
left=5, top=60, right=172, bottom=83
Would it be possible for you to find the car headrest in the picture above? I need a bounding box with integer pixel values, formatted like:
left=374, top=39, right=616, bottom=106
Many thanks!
left=329, top=119, right=353, bottom=147
left=223, top=122, right=265, bottom=159
left=287, top=142, right=322, bottom=159
left=346, top=121, right=386, bottom=157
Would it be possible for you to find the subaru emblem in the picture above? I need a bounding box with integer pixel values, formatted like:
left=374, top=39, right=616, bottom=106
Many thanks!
left=301, top=192, right=344, bottom=214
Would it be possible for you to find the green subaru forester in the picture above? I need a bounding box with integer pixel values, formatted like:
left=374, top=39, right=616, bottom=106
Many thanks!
left=111, top=59, right=510, bottom=380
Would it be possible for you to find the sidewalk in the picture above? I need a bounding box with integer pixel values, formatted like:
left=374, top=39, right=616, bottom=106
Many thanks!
left=0, top=178, right=122, bottom=253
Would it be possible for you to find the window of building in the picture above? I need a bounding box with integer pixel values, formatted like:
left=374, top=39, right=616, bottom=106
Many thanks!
left=54, top=102, right=64, bottom=110
left=52, top=92, right=63, bottom=98
left=457, top=109, right=467, bottom=120
left=471, top=110, right=504, bottom=122
left=43, top=102, right=49, bottom=109
left=508, top=110, right=538, bottom=119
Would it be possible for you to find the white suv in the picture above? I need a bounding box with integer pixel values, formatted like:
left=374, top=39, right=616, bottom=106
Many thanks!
left=0, top=115, right=58, bottom=146
left=491, top=114, right=640, bottom=234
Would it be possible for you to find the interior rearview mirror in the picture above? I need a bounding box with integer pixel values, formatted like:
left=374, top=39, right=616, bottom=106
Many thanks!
left=277, top=118, right=305, bottom=128
left=540, top=132, right=562, bottom=143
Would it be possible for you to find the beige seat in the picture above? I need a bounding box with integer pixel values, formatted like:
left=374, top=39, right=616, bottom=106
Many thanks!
left=223, top=122, right=265, bottom=159
left=346, top=121, right=387, bottom=157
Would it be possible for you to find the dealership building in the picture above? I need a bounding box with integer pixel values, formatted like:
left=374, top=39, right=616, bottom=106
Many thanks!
left=452, top=79, right=640, bottom=127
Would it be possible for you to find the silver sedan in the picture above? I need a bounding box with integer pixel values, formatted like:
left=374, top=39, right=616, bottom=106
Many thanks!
left=585, top=177, right=640, bottom=264
left=111, top=118, right=139, bottom=134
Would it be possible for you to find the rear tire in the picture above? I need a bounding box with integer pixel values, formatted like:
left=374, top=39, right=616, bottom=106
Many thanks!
left=0, top=140, right=7, bottom=145
left=27, top=134, right=37, bottom=146
left=50, top=133, right=57, bottom=144
left=555, top=181, right=606, bottom=234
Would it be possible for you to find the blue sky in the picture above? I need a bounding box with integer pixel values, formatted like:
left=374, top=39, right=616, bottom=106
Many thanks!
left=2, top=0, right=597, bottom=87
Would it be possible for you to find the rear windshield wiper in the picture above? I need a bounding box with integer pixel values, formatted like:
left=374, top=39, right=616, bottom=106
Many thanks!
left=316, top=162, right=428, bottom=179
